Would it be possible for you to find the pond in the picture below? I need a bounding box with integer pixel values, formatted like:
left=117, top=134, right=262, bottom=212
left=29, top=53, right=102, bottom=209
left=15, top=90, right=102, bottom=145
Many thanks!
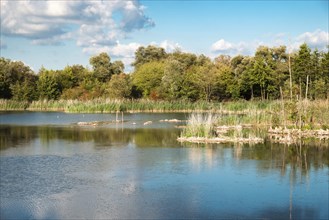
left=0, top=112, right=328, bottom=219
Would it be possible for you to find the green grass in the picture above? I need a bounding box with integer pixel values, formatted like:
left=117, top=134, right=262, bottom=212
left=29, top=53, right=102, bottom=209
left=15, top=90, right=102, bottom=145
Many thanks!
left=181, top=113, right=219, bottom=138
left=179, top=99, right=329, bottom=143
left=0, top=99, right=328, bottom=130
left=0, top=99, right=29, bottom=110
left=0, top=99, right=224, bottom=113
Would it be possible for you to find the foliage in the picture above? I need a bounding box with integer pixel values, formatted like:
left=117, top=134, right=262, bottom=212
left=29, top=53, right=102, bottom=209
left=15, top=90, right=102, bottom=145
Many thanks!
left=132, top=61, right=165, bottom=98
left=161, top=58, right=185, bottom=99
left=106, top=74, right=131, bottom=99
left=132, top=45, right=167, bottom=69
left=10, top=75, right=38, bottom=101
left=89, top=52, right=124, bottom=82
left=0, top=58, right=36, bottom=100
left=37, top=68, right=61, bottom=100
left=0, top=42, right=328, bottom=104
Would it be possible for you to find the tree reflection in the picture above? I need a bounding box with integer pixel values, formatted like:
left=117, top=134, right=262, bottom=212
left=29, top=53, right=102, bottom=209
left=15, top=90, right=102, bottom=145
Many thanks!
left=0, top=125, right=181, bottom=150
left=0, top=125, right=38, bottom=150
left=1, top=125, right=328, bottom=176
left=181, top=140, right=328, bottom=180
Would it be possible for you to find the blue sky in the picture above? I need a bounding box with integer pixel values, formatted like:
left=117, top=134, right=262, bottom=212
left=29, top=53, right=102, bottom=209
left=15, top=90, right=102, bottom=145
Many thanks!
left=0, top=0, right=328, bottom=72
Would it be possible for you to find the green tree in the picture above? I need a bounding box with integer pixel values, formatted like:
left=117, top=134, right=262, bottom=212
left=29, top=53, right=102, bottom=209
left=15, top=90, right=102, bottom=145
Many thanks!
left=188, top=59, right=217, bottom=101
left=312, top=79, right=327, bottom=99
left=0, top=58, right=13, bottom=99
left=111, top=61, right=125, bottom=75
left=250, top=56, right=274, bottom=100
left=161, top=59, right=185, bottom=100
left=90, top=52, right=113, bottom=82
left=10, top=75, right=38, bottom=101
left=0, top=58, right=36, bottom=99
left=293, top=43, right=312, bottom=98
left=132, top=61, right=165, bottom=98
left=37, top=68, right=61, bottom=100
left=181, top=66, right=202, bottom=101
left=59, top=65, right=84, bottom=90
left=106, top=74, right=131, bottom=99
left=169, top=50, right=197, bottom=69
left=253, top=46, right=288, bottom=99
left=132, top=45, right=167, bottom=69
left=320, top=49, right=329, bottom=81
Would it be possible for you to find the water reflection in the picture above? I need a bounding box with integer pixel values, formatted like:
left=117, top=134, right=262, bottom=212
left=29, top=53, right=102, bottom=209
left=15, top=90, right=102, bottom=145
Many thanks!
left=1, top=125, right=328, bottom=174
left=1, top=124, right=328, bottom=219
left=181, top=142, right=328, bottom=176
left=0, top=125, right=180, bottom=150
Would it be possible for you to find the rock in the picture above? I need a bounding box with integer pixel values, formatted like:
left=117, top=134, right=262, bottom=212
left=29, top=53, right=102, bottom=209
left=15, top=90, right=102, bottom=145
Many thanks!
left=143, top=121, right=152, bottom=125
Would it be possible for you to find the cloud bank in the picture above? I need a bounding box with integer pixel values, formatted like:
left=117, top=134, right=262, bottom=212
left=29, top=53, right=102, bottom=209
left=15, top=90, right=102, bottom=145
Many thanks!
left=1, top=0, right=154, bottom=51
left=211, top=29, right=329, bottom=56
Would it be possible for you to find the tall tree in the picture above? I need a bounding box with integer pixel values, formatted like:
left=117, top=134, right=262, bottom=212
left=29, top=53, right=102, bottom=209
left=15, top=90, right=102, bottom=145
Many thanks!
left=132, top=46, right=167, bottom=69
left=161, top=59, right=185, bottom=99
left=106, top=74, right=131, bottom=99
left=0, top=58, right=13, bottom=99
left=90, top=52, right=113, bottom=82
left=10, top=74, right=38, bottom=101
left=293, top=43, right=312, bottom=98
left=132, top=61, right=165, bottom=98
left=111, top=61, right=125, bottom=75
left=251, top=56, right=274, bottom=100
left=0, top=58, right=36, bottom=99
left=37, top=68, right=61, bottom=100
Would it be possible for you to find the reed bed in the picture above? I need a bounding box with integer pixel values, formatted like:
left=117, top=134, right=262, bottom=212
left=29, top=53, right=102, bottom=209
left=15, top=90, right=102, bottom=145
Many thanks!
left=179, top=112, right=265, bottom=144
left=179, top=99, right=329, bottom=145
left=1, top=99, right=223, bottom=113
left=180, top=113, right=219, bottom=138
left=0, top=99, right=275, bottom=113
left=1, top=98, right=328, bottom=131
left=0, top=99, right=29, bottom=110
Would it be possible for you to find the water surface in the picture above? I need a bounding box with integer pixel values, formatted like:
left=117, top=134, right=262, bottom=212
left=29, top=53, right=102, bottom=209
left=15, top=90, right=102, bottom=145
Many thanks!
left=1, top=112, right=328, bottom=219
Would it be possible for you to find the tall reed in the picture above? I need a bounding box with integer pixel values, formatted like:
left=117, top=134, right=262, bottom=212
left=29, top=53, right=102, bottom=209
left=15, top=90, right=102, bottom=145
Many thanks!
left=181, top=113, right=219, bottom=138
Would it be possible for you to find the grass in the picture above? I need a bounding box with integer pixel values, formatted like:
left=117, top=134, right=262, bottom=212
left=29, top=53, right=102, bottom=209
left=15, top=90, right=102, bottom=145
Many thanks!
left=179, top=112, right=265, bottom=144
left=0, top=99, right=30, bottom=110
left=0, top=99, right=223, bottom=113
left=181, top=113, right=219, bottom=138
left=179, top=99, right=329, bottom=144
left=0, top=98, right=278, bottom=113
left=1, top=99, right=328, bottom=130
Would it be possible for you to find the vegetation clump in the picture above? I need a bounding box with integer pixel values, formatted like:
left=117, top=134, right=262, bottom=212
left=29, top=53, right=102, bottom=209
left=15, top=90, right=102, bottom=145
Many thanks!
left=178, top=99, right=329, bottom=145
left=178, top=113, right=264, bottom=144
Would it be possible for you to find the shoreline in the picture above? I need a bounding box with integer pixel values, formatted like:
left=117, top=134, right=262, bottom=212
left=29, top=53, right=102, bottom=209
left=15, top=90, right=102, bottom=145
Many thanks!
left=177, top=136, right=264, bottom=144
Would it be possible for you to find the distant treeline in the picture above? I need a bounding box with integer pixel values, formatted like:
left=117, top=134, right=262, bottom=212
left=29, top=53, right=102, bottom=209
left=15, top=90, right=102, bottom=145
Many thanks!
left=1, top=43, right=328, bottom=102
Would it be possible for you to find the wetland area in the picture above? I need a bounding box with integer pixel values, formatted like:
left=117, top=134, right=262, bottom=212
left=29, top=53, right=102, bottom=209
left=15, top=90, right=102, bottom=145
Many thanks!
left=0, top=111, right=328, bottom=219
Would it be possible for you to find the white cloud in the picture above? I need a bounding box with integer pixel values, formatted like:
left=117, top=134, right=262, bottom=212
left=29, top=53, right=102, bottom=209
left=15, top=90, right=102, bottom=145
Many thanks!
left=211, top=39, right=233, bottom=52
left=211, top=29, right=329, bottom=57
left=211, top=39, right=252, bottom=55
left=0, top=0, right=154, bottom=51
left=295, top=29, right=329, bottom=51
left=109, top=42, right=141, bottom=57
left=159, top=40, right=182, bottom=52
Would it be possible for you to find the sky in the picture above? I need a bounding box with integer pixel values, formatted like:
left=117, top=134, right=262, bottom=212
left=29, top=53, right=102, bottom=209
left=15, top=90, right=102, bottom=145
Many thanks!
left=0, top=0, right=328, bottom=72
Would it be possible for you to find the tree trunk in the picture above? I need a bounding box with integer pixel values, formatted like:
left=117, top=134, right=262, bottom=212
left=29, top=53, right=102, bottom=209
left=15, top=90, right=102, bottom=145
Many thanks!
left=280, top=86, right=286, bottom=128
left=305, top=75, right=309, bottom=100
left=289, top=53, right=293, bottom=101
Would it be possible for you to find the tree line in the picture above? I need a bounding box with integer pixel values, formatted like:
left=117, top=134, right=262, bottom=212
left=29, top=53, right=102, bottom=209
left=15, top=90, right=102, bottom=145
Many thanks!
left=1, top=43, right=328, bottom=102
